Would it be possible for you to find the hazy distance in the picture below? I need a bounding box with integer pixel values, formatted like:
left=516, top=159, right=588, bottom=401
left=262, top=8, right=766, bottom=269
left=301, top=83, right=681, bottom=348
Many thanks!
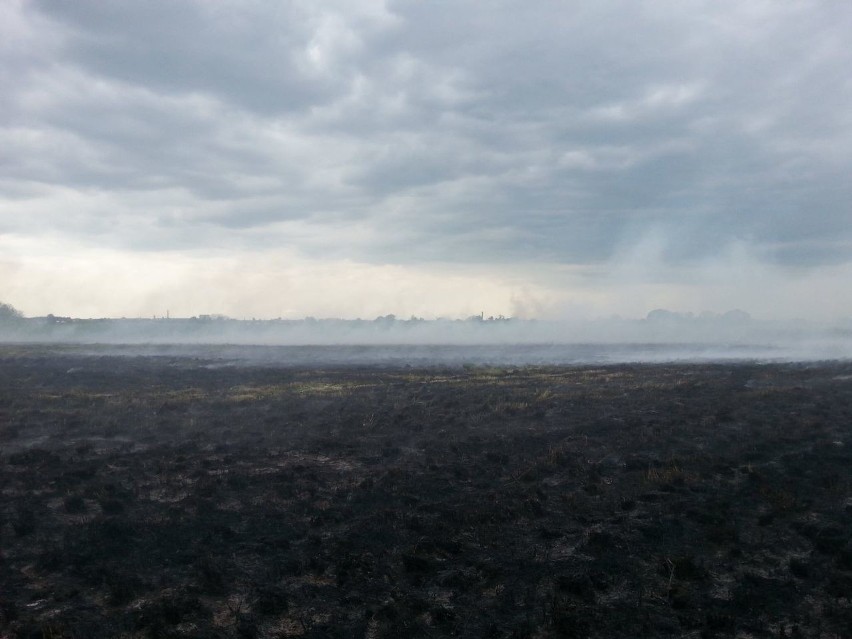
left=2, top=304, right=852, bottom=364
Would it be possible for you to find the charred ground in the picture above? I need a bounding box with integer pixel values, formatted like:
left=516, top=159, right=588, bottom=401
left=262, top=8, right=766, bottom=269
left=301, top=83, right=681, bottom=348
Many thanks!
left=1, top=347, right=851, bottom=638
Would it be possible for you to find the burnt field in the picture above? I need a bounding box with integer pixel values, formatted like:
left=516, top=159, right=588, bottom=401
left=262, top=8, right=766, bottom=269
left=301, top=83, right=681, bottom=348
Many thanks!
left=1, top=348, right=851, bottom=638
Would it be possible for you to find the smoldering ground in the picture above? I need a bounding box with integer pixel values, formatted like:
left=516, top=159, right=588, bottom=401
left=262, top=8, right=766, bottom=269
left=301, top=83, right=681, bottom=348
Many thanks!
left=1, top=349, right=852, bottom=637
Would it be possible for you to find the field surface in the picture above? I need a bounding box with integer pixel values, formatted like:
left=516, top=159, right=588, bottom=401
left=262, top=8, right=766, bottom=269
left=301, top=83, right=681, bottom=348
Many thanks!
left=1, top=347, right=851, bottom=638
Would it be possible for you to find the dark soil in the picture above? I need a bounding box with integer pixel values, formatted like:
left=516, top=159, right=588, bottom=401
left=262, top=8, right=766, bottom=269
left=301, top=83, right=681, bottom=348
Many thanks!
left=1, top=347, right=851, bottom=638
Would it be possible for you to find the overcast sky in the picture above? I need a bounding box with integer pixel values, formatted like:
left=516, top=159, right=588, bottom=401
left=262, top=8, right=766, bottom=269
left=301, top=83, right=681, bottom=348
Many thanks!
left=1, top=0, right=851, bottom=320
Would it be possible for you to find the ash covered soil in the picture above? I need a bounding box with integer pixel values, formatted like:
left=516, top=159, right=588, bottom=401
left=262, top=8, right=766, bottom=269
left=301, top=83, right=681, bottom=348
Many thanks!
left=1, top=348, right=851, bottom=638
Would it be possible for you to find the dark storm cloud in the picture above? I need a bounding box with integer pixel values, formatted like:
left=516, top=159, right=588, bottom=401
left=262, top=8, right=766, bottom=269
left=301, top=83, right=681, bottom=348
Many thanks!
left=3, top=0, right=852, bottom=268
left=29, top=0, right=343, bottom=114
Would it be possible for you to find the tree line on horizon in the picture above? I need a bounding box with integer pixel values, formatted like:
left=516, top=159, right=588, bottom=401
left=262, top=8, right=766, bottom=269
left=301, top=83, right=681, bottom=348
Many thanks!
left=0, top=301, right=764, bottom=327
left=0, top=302, right=23, bottom=322
left=0, top=303, right=517, bottom=324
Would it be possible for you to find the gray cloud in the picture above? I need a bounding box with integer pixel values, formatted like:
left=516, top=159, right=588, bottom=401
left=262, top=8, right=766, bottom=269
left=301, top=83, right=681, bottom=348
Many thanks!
left=2, top=0, right=851, bottom=319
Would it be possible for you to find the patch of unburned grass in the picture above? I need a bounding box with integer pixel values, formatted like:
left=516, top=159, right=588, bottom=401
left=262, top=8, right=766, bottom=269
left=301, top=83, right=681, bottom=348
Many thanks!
left=227, top=380, right=369, bottom=402
left=37, top=389, right=118, bottom=402
left=161, top=388, right=206, bottom=402
left=290, top=381, right=360, bottom=396
left=226, top=385, right=287, bottom=402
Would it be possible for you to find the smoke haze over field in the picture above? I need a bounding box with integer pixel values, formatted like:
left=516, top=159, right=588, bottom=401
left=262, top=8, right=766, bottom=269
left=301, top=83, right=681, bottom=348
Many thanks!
left=2, top=1, right=852, bottom=320
left=2, top=312, right=852, bottom=365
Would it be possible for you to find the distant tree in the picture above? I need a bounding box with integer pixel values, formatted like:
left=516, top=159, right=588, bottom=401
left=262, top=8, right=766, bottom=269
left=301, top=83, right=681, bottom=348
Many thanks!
left=646, top=309, right=683, bottom=323
left=0, top=302, right=23, bottom=322
left=721, top=309, right=751, bottom=323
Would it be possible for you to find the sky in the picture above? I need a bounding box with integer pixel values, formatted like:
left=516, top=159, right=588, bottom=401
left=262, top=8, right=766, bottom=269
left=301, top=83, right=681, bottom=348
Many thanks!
left=1, top=0, right=851, bottom=321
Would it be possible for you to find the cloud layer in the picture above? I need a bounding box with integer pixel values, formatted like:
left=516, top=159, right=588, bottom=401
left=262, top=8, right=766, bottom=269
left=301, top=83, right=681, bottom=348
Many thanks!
left=2, top=1, right=851, bottom=319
